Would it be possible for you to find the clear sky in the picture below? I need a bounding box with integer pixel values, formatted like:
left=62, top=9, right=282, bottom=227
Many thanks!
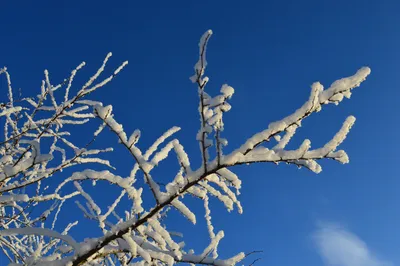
left=1, top=1, right=400, bottom=265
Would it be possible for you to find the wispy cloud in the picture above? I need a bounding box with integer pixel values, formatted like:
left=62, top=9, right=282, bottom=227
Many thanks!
left=313, top=222, right=392, bottom=266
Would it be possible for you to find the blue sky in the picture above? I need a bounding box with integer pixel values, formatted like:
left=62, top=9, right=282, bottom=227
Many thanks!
left=1, top=1, right=400, bottom=265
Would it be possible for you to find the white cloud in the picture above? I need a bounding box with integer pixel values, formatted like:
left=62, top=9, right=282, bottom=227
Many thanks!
left=313, top=222, right=392, bottom=266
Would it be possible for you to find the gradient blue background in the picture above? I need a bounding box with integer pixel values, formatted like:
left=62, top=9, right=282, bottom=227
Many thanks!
left=1, top=1, right=399, bottom=265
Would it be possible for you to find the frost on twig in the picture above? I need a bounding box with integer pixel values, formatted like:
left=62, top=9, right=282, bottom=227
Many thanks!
left=0, top=55, right=128, bottom=265
left=0, top=30, right=370, bottom=266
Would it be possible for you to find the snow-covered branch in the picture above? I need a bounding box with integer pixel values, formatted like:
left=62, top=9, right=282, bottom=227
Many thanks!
left=0, top=30, right=370, bottom=266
